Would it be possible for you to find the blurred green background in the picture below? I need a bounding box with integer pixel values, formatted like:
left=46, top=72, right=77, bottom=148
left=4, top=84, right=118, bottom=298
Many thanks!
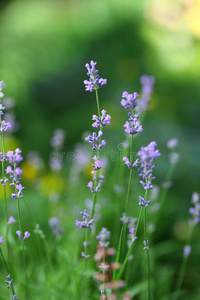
left=0, top=0, right=200, bottom=227
left=0, top=0, right=200, bottom=298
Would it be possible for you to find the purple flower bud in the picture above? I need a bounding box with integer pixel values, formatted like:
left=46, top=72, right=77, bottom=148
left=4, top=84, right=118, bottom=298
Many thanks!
left=8, top=216, right=16, bottom=225
left=183, top=245, right=191, bottom=257
left=0, top=236, right=4, bottom=244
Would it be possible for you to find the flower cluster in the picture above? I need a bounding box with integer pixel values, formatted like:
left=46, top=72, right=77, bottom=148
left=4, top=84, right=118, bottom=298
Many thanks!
left=137, top=141, right=160, bottom=190
left=5, top=274, right=14, bottom=289
left=83, top=60, right=107, bottom=92
left=85, top=74, right=111, bottom=194
left=76, top=209, right=94, bottom=229
left=97, top=227, right=110, bottom=248
left=5, top=148, right=24, bottom=198
left=0, top=81, right=5, bottom=99
left=139, top=195, right=151, bottom=207
left=189, top=192, right=200, bottom=226
left=0, top=81, right=11, bottom=131
left=85, top=131, right=106, bottom=151
left=0, top=236, right=4, bottom=244
left=121, top=91, right=143, bottom=168
left=122, top=156, right=139, bottom=169
left=92, top=109, right=111, bottom=128
left=16, top=230, right=30, bottom=241
left=123, top=112, right=143, bottom=135
left=121, top=91, right=139, bottom=110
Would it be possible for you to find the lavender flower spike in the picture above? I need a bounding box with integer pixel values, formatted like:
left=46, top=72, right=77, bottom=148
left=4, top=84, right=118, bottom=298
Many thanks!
left=138, top=141, right=160, bottom=190
left=123, top=156, right=139, bottom=169
left=76, top=209, right=94, bottom=229
left=0, top=81, right=5, bottom=98
left=92, top=109, right=111, bottom=128
left=83, top=61, right=107, bottom=92
left=121, top=91, right=139, bottom=110
left=0, top=236, right=4, bottom=244
left=123, top=113, right=143, bottom=135
left=97, top=227, right=110, bottom=248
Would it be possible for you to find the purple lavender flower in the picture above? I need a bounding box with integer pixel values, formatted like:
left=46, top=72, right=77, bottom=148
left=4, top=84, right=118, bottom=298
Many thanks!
left=123, top=156, right=139, bottom=169
left=0, top=81, right=5, bottom=99
left=6, top=148, right=23, bottom=166
left=0, top=152, right=6, bottom=162
left=5, top=148, right=24, bottom=197
left=139, top=195, right=151, bottom=207
left=0, top=104, right=5, bottom=116
left=85, top=130, right=106, bottom=151
left=11, top=295, right=18, bottom=300
left=87, top=171, right=104, bottom=194
left=143, top=239, right=149, bottom=250
left=83, top=61, right=107, bottom=92
left=96, top=227, right=110, bottom=248
left=189, top=192, right=200, bottom=226
left=137, top=141, right=161, bottom=190
left=5, top=274, right=14, bottom=289
left=76, top=209, right=94, bottom=229
left=121, top=91, right=139, bottom=110
left=92, top=155, right=102, bottom=170
left=16, top=230, right=30, bottom=241
left=0, top=120, right=11, bottom=132
left=123, top=112, right=143, bottom=135
left=81, top=252, right=90, bottom=258
left=8, top=216, right=16, bottom=225
left=138, top=75, right=155, bottom=112
left=183, top=245, right=191, bottom=257
left=0, top=236, right=4, bottom=244
left=92, top=110, right=111, bottom=128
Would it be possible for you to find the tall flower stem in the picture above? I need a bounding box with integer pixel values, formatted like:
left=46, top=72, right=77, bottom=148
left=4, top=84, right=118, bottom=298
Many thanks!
left=143, top=190, right=151, bottom=300
left=90, top=89, right=101, bottom=221
left=16, top=196, right=28, bottom=296
left=0, top=247, right=15, bottom=295
left=0, top=115, right=9, bottom=257
left=173, top=225, right=193, bottom=300
left=84, top=229, right=88, bottom=272
left=116, top=206, right=144, bottom=280
left=125, top=134, right=134, bottom=214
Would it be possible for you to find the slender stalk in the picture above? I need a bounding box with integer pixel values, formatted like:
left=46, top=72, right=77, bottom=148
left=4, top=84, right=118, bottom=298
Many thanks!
left=173, top=225, right=193, bottom=300
left=116, top=206, right=144, bottom=280
left=0, top=247, right=15, bottom=295
left=125, top=135, right=134, bottom=214
left=95, top=89, right=101, bottom=119
left=84, top=229, right=88, bottom=272
left=0, top=115, right=10, bottom=261
left=90, top=89, right=101, bottom=220
left=144, top=205, right=151, bottom=300
left=16, top=197, right=28, bottom=296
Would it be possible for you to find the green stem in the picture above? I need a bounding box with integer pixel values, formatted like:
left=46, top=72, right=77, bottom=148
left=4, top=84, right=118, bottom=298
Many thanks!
left=125, top=135, right=134, bottom=214
left=0, top=115, right=9, bottom=261
left=143, top=189, right=151, bottom=300
left=84, top=229, right=88, bottom=272
left=116, top=206, right=144, bottom=280
left=173, top=225, right=193, bottom=300
left=90, top=89, right=101, bottom=220
left=0, top=247, right=15, bottom=295
left=17, top=197, right=28, bottom=296
left=95, top=89, right=101, bottom=119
